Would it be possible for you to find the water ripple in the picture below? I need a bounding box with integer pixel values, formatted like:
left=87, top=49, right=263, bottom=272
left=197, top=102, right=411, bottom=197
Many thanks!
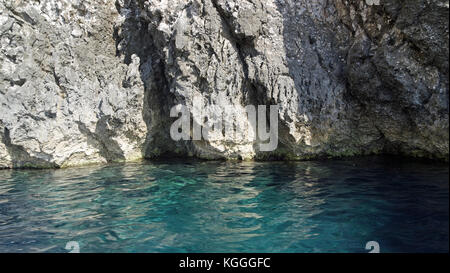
left=0, top=157, right=448, bottom=253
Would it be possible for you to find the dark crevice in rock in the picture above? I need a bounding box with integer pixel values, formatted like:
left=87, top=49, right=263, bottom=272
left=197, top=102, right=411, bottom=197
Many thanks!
left=115, top=0, right=182, bottom=159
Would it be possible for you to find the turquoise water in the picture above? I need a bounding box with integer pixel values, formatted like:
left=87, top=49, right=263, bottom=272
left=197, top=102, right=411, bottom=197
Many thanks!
left=0, top=157, right=448, bottom=253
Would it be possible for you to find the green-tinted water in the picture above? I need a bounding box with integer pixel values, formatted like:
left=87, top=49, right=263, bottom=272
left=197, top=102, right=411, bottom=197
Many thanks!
left=0, top=157, right=448, bottom=252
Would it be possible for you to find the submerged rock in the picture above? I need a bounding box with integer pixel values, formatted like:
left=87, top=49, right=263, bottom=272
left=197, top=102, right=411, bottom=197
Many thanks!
left=0, top=0, right=448, bottom=168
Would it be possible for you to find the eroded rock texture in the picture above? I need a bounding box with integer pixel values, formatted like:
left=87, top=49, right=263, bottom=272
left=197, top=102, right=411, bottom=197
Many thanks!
left=0, top=0, right=147, bottom=168
left=0, top=0, right=448, bottom=168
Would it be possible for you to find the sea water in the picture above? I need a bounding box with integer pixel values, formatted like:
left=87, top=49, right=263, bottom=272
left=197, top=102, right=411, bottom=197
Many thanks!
left=0, top=157, right=448, bottom=253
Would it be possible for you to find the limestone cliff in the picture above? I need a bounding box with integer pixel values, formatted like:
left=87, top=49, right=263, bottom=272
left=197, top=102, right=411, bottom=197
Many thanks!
left=0, top=0, right=448, bottom=168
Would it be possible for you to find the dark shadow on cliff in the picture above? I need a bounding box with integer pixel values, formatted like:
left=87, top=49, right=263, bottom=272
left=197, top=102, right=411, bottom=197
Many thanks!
left=114, top=1, right=186, bottom=160
left=76, top=117, right=125, bottom=163
left=2, top=127, right=58, bottom=168
left=271, top=1, right=393, bottom=159
left=271, top=0, right=449, bottom=161
left=114, top=1, right=233, bottom=160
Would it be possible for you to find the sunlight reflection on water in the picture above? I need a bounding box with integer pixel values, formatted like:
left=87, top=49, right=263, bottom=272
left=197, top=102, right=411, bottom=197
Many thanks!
left=0, top=157, right=448, bottom=253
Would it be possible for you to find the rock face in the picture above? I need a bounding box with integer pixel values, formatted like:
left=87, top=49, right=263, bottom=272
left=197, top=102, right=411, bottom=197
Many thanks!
left=0, top=0, right=448, bottom=168
left=0, top=0, right=147, bottom=168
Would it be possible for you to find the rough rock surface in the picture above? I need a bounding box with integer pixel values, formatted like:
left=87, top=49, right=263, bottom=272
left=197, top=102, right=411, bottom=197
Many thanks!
left=0, top=0, right=448, bottom=168
left=0, top=0, right=147, bottom=168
